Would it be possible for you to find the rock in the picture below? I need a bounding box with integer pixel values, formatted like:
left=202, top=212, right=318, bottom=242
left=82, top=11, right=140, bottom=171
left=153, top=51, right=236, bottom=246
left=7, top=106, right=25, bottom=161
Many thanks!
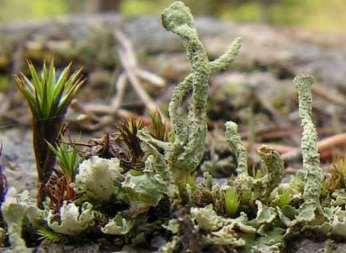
left=0, top=129, right=36, bottom=195
left=36, top=243, right=100, bottom=253
left=292, top=239, right=346, bottom=253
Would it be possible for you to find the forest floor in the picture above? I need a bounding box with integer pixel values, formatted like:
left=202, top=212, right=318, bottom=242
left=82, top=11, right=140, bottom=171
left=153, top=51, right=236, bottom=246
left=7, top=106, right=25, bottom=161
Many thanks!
left=0, top=14, right=346, bottom=252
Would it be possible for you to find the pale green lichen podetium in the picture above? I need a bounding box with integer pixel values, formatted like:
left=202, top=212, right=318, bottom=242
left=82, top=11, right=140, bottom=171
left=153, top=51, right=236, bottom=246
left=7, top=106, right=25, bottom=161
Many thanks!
left=225, top=121, right=248, bottom=176
left=162, top=1, right=241, bottom=178
left=225, top=121, right=254, bottom=205
left=257, top=145, right=284, bottom=199
left=294, top=75, right=323, bottom=219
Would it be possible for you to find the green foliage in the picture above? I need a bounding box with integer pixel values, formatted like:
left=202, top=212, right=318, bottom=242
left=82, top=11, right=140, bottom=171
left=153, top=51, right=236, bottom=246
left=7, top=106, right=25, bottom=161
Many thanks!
left=224, top=187, right=240, bottom=217
left=1, top=0, right=346, bottom=33
left=16, top=61, right=84, bottom=207
left=276, top=190, right=292, bottom=208
left=16, top=61, right=83, bottom=120
left=37, top=227, right=64, bottom=243
left=48, top=143, right=80, bottom=181
left=122, top=0, right=346, bottom=33
left=0, top=0, right=68, bottom=23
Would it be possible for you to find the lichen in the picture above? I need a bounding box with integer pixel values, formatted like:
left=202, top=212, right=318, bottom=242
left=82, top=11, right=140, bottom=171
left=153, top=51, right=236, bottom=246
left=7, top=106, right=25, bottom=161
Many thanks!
left=101, top=214, right=133, bottom=235
left=257, top=145, right=284, bottom=200
left=1, top=188, right=40, bottom=253
left=121, top=171, right=166, bottom=209
left=225, top=121, right=248, bottom=176
left=4, top=1, right=346, bottom=252
left=293, top=75, right=324, bottom=222
left=191, top=204, right=224, bottom=231
left=162, top=1, right=241, bottom=182
left=75, top=156, right=123, bottom=203
left=47, top=202, right=94, bottom=235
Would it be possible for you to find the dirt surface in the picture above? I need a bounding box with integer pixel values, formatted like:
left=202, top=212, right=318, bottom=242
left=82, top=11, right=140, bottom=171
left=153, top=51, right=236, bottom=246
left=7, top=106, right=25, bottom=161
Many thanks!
left=1, top=14, right=346, bottom=253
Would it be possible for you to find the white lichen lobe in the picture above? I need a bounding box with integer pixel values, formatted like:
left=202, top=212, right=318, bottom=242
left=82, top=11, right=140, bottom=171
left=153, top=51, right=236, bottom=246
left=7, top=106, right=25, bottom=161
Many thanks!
left=75, top=156, right=123, bottom=202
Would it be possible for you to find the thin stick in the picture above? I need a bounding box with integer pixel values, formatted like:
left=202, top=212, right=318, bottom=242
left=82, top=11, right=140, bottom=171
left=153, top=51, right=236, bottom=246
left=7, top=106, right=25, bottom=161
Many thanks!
left=136, top=69, right=166, bottom=88
left=118, top=47, right=159, bottom=113
left=115, top=31, right=164, bottom=116
left=110, top=72, right=127, bottom=111
left=281, top=133, right=346, bottom=161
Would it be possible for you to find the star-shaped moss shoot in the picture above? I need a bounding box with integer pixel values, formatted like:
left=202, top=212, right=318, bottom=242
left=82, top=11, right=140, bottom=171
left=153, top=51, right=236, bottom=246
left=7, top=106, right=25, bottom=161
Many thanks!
left=16, top=61, right=84, bottom=207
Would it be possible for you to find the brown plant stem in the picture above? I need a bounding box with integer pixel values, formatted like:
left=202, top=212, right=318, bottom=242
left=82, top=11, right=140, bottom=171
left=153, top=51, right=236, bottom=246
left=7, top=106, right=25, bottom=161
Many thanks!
left=32, top=116, right=64, bottom=208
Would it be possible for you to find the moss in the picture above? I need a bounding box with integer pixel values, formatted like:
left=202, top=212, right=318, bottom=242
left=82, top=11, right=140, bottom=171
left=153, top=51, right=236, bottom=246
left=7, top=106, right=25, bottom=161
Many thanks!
left=3, top=2, right=346, bottom=252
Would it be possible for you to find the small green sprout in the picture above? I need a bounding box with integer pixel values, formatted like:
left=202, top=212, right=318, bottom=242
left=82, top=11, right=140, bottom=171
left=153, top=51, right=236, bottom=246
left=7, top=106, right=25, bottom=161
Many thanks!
left=37, top=227, right=64, bottom=243
left=224, top=187, right=240, bottom=217
left=16, top=61, right=84, bottom=207
left=48, top=143, right=80, bottom=182
left=276, top=191, right=292, bottom=208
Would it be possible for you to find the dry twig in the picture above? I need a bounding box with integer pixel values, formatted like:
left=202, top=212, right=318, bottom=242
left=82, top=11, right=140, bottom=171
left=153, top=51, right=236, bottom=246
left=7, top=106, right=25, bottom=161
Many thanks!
left=73, top=31, right=166, bottom=130
left=281, top=133, right=346, bottom=161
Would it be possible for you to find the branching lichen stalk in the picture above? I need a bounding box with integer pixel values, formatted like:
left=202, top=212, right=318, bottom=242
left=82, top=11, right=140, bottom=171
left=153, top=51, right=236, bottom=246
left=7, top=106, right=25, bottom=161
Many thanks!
left=162, top=1, right=210, bottom=174
left=168, top=38, right=242, bottom=147
left=162, top=1, right=241, bottom=179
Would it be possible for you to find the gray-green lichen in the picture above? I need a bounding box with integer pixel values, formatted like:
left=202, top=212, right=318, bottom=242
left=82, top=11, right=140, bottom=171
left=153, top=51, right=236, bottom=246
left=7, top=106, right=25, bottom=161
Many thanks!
left=225, top=121, right=248, bottom=176
left=162, top=1, right=210, bottom=175
left=1, top=188, right=40, bottom=253
left=121, top=171, right=166, bottom=208
left=162, top=1, right=241, bottom=181
left=191, top=204, right=224, bottom=231
left=293, top=75, right=324, bottom=221
left=75, top=156, right=123, bottom=203
left=101, top=214, right=133, bottom=235
left=47, top=202, right=95, bottom=235
left=257, top=145, right=284, bottom=200
left=225, top=123, right=284, bottom=206
left=3, top=1, right=346, bottom=252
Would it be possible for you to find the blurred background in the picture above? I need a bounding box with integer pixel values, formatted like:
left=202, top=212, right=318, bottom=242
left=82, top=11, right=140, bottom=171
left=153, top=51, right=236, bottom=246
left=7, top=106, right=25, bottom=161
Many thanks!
left=1, top=0, right=346, bottom=34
